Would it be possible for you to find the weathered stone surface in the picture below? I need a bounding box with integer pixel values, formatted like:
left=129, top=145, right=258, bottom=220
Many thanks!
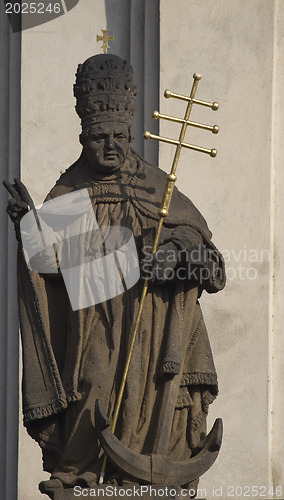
left=40, top=482, right=203, bottom=500
left=5, top=53, right=225, bottom=496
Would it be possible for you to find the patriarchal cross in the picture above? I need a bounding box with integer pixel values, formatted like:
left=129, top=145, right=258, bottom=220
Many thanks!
left=96, top=30, right=114, bottom=54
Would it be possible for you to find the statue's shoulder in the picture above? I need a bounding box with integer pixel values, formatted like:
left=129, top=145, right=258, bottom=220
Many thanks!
left=130, top=149, right=168, bottom=204
left=45, top=156, right=84, bottom=201
left=131, top=150, right=209, bottom=230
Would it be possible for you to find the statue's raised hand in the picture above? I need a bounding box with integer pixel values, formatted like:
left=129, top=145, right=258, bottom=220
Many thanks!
left=3, top=178, right=34, bottom=226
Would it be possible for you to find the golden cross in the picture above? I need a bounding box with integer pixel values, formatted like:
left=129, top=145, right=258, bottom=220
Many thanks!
left=96, top=30, right=114, bottom=54
left=144, top=74, right=219, bottom=159
left=143, top=73, right=219, bottom=222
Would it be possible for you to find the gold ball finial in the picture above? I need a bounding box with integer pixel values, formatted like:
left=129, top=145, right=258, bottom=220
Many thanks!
left=212, top=102, right=219, bottom=111
left=144, top=131, right=151, bottom=140
left=153, top=111, right=159, bottom=119
left=212, top=125, right=219, bottom=134
left=193, top=73, right=202, bottom=81
left=210, top=149, right=217, bottom=158
left=164, top=89, right=172, bottom=99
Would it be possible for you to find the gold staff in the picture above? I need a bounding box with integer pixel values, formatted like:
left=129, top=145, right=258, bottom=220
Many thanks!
left=99, top=72, right=219, bottom=484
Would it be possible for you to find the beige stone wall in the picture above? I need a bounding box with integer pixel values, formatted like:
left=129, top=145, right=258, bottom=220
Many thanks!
left=15, top=1, right=284, bottom=499
left=271, top=0, right=284, bottom=489
left=159, top=1, right=276, bottom=497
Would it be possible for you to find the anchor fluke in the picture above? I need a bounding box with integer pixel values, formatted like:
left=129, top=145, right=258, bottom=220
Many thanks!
left=95, top=399, right=223, bottom=485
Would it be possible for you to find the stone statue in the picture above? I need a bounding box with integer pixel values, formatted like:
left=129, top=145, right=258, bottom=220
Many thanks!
left=4, top=54, right=225, bottom=499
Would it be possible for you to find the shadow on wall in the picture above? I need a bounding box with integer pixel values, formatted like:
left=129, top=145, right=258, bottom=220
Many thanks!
left=4, top=0, right=81, bottom=32
left=105, top=0, right=159, bottom=166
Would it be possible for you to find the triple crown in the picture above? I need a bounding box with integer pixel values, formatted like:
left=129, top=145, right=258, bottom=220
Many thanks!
left=74, top=54, right=137, bottom=128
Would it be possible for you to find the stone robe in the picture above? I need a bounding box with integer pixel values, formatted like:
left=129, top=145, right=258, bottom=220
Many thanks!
left=17, top=149, right=225, bottom=488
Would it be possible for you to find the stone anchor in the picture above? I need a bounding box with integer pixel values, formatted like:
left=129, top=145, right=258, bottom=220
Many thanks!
left=95, top=397, right=223, bottom=485
left=96, top=73, right=223, bottom=487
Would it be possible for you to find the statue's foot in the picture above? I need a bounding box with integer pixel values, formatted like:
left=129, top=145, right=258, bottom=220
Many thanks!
left=39, top=478, right=63, bottom=498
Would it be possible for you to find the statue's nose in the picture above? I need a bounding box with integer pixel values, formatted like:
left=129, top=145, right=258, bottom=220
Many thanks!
left=106, top=134, right=114, bottom=149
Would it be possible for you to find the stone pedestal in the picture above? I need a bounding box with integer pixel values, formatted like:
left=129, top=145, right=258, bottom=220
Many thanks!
left=39, top=481, right=201, bottom=500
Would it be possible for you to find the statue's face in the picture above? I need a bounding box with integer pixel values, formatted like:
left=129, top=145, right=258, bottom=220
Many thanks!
left=81, top=122, right=131, bottom=174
